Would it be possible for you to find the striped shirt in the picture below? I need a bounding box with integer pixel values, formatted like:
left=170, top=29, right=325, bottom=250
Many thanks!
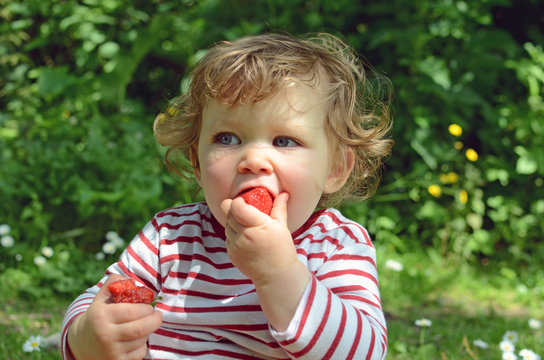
left=61, top=202, right=387, bottom=359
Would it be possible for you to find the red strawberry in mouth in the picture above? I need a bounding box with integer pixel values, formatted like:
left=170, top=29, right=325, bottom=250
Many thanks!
left=107, top=278, right=155, bottom=304
left=238, top=186, right=273, bottom=215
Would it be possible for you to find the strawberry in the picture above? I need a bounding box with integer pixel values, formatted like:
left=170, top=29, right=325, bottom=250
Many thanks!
left=238, top=187, right=273, bottom=215
left=114, top=287, right=155, bottom=304
left=107, top=279, right=155, bottom=304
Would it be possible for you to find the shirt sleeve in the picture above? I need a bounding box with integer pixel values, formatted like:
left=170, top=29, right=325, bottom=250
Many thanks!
left=270, top=242, right=387, bottom=360
left=60, top=219, right=162, bottom=359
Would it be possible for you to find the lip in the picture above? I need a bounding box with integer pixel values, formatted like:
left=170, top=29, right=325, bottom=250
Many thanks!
left=236, top=185, right=275, bottom=199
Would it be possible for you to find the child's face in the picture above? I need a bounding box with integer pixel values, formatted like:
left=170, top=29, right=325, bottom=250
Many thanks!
left=194, top=82, right=343, bottom=232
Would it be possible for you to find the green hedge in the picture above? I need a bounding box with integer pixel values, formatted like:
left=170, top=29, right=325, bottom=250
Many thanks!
left=1, top=0, right=543, bottom=296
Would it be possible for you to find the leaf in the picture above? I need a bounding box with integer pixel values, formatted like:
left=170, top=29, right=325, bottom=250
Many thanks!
left=516, top=156, right=537, bottom=174
left=411, top=137, right=438, bottom=169
left=418, top=56, right=451, bottom=90
left=514, top=146, right=537, bottom=174
left=37, top=67, right=77, bottom=100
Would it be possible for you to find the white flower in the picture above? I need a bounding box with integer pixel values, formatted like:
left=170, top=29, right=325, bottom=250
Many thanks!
left=102, top=242, right=116, bottom=254
left=104, top=231, right=124, bottom=251
left=111, top=235, right=124, bottom=248
left=501, top=340, right=516, bottom=353
left=520, top=349, right=541, bottom=360
left=105, top=231, right=119, bottom=241
left=22, top=335, right=42, bottom=352
left=106, top=231, right=124, bottom=247
left=41, top=246, right=54, bottom=258
left=15, top=254, right=22, bottom=261
left=95, top=252, right=106, bottom=260
left=0, top=224, right=11, bottom=236
left=503, top=352, right=518, bottom=360
left=385, top=259, right=404, bottom=272
left=473, top=339, right=489, bottom=349
left=528, top=318, right=542, bottom=330
left=415, top=318, right=432, bottom=327
left=503, top=331, right=519, bottom=343
left=1, top=235, right=14, bottom=247
left=33, top=256, right=47, bottom=267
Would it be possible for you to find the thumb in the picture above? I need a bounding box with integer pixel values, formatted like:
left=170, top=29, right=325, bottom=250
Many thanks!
left=94, top=274, right=128, bottom=303
left=270, top=192, right=289, bottom=225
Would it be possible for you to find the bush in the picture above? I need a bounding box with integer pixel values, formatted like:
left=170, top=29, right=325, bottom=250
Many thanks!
left=0, top=0, right=542, bottom=298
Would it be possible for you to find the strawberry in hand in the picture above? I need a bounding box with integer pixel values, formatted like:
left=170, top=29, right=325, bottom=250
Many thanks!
left=107, top=278, right=155, bottom=304
left=238, top=187, right=273, bottom=215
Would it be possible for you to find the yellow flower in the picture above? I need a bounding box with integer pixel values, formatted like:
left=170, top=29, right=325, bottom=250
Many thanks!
left=465, top=148, right=479, bottom=161
left=427, top=185, right=442, bottom=198
left=166, top=106, right=179, bottom=117
left=448, top=123, right=463, bottom=136
left=440, top=172, right=459, bottom=184
left=454, top=141, right=464, bottom=150
left=459, top=189, right=468, bottom=204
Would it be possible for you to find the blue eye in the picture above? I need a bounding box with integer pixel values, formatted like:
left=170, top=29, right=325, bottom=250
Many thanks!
left=215, top=133, right=241, bottom=145
left=273, top=137, right=298, bottom=148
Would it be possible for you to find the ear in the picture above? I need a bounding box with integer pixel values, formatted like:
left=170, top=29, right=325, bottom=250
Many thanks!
left=189, top=144, right=202, bottom=185
left=323, top=147, right=354, bottom=194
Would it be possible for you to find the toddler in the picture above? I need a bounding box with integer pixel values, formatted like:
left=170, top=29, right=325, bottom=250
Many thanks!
left=62, top=32, right=393, bottom=360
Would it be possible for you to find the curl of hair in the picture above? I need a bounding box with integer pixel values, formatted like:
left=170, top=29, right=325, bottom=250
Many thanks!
left=153, top=33, right=393, bottom=206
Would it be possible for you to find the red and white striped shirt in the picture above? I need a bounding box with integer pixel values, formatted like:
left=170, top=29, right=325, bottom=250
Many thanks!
left=62, top=202, right=387, bottom=359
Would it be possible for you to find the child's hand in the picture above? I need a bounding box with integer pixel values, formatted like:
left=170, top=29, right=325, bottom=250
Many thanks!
left=221, top=192, right=298, bottom=283
left=67, top=274, right=162, bottom=360
left=221, top=192, right=311, bottom=331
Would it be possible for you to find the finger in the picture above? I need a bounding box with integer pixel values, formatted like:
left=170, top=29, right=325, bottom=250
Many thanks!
left=229, top=197, right=266, bottom=227
left=124, top=340, right=150, bottom=360
left=220, top=198, right=233, bottom=220
left=106, top=337, right=148, bottom=360
left=224, top=222, right=237, bottom=241
left=95, top=274, right=128, bottom=303
left=116, top=309, right=163, bottom=341
left=270, top=192, right=289, bottom=225
left=109, top=303, right=158, bottom=324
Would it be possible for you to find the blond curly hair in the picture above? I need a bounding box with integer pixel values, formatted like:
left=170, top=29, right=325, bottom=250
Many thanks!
left=154, top=33, right=393, bottom=207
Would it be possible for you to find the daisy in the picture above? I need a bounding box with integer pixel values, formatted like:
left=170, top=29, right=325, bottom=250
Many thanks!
left=385, top=259, right=404, bottom=272
left=415, top=318, right=432, bottom=327
left=503, top=331, right=519, bottom=343
left=22, top=335, right=42, bottom=352
left=0, top=224, right=10, bottom=236
left=41, top=246, right=54, bottom=258
left=501, top=340, right=516, bottom=353
left=105, top=231, right=124, bottom=248
left=1, top=235, right=14, bottom=247
left=102, top=242, right=116, bottom=255
left=111, top=235, right=124, bottom=248
left=520, top=349, right=541, bottom=360
left=528, top=318, right=542, bottom=330
left=503, top=352, right=518, bottom=360
left=33, top=256, right=46, bottom=266
left=473, top=339, right=489, bottom=349
left=105, top=231, right=119, bottom=242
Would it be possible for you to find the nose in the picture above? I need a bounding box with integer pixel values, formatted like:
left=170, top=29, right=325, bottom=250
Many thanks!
left=237, top=145, right=273, bottom=175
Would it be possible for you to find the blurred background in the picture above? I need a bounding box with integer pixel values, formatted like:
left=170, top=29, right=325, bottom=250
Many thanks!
left=1, top=0, right=542, bottom=358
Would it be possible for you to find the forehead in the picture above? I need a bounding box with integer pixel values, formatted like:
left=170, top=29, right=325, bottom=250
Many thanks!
left=202, top=81, right=327, bottom=129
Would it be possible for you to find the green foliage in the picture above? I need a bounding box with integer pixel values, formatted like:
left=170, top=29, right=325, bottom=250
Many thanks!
left=0, top=0, right=543, bottom=302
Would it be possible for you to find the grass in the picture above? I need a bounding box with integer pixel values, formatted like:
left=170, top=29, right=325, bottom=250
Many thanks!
left=379, top=248, right=544, bottom=359
left=1, top=249, right=542, bottom=359
left=0, top=297, right=70, bottom=359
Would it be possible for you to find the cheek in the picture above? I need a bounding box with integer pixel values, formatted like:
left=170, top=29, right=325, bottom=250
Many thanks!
left=281, top=157, right=330, bottom=231
left=199, top=147, right=230, bottom=179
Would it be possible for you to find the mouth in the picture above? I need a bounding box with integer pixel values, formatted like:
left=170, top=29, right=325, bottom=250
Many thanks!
left=237, top=186, right=274, bottom=198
